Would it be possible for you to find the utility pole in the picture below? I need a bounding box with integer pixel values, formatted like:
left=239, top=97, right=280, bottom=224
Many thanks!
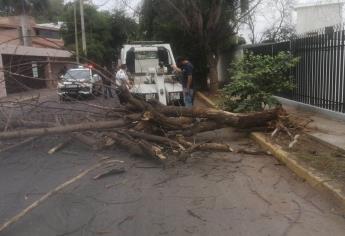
left=80, top=0, right=87, bottom=56
left=20, top=0, right=29, bottom=46
left=74, top=1, right=80, bottom=64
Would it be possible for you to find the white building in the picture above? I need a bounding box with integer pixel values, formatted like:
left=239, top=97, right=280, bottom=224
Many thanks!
left=296, top=1, right=344, bottom=34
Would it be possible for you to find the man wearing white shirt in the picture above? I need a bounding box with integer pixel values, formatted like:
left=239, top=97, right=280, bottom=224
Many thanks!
left=115, top=64, right=131, bottom=104
left=116, top=64, right=131, bottom=90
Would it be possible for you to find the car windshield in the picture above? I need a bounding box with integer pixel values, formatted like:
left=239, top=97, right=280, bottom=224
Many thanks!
left=64, top=69, right=90, bottom=80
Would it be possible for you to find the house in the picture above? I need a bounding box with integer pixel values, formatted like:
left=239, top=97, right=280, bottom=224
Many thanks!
left=296, top=1, right=344, bottom=34
left=0, top=16, right=72, bottom=98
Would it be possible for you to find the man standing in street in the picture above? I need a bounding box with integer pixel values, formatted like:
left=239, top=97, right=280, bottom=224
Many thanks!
left=172, top=57, right=194, bottom=107
left=102, top=73, right=113, bottom=99
left=115, top=64, right=131, bottom=104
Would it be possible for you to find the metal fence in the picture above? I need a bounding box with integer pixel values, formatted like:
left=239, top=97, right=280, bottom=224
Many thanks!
left=245, top=26, right=345, bottom=113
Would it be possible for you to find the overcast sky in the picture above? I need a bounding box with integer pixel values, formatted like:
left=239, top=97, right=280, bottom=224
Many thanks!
left=65, top=0, right=340, bottom=16
left=66, top=0, right=344, bottom=42
left=86, top=0, right=323, bottom=11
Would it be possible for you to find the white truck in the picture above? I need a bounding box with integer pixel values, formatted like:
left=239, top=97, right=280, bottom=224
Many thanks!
left=120, top=42, right=183, bottom=105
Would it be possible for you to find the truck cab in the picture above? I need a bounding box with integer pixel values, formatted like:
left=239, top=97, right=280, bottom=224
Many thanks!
left=120, top=42, right=183, bottom=105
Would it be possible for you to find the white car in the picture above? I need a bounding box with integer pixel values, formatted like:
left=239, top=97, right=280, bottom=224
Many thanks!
left=57, top=66, right=102, bottom=100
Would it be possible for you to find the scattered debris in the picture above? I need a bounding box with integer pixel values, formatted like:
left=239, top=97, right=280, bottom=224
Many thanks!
left=186, top=209, right=207, bottom=222
left=48, top=137, right=72, bottom=154
left=288, top=134, right=300, bottom=149
left=117, top=215, right=135, bottom=227
left=93, top=167, right=126, bottom=180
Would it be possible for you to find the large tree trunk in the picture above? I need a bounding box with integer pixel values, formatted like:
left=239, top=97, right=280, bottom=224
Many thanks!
left=151, top=105, right=279, bottom=129
left=207, top=53, right=219, bottom=93
left=0, top=120, right=127, bottom=140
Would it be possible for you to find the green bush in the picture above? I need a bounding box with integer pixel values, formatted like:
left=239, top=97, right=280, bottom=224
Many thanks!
left=220, top=52, right=299, bottom=112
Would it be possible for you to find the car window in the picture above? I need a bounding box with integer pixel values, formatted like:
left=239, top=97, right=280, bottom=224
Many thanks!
left=64, top=69, right=90, bottom=80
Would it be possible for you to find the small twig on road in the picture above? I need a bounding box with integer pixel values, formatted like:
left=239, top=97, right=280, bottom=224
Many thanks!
left=246, top=179, right=272, bottom=206
left=186, top=209, right=207, bottom=222
left=237, top=148, right=269, bottom=155
left=93, top=167, right=126, bottom=180
left=117, top=215, right=135, bottom=227
left=48, top=138, right=72, bottom=155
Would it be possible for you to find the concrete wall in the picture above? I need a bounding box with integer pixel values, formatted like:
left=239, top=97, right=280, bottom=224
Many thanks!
left=296, top=2, right=343, bottom=34
left=217, top=47, right=243, bottom=83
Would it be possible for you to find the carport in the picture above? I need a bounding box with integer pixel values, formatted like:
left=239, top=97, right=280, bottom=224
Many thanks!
left=0, top=44, right=72, bottom=97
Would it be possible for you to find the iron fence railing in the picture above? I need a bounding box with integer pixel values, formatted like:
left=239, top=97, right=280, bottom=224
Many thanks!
left=245, top=26, right=345, bottom=113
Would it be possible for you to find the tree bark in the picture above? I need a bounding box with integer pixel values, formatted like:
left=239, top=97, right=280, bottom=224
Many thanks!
left=154, top=106, right=279, bottom=128
left=208, top=53, right=219, bottom=93
left=0, top=120, right=127, bottom=140
left=106, top=133, right=166, bottom=161
left=125, top=130, right=184, bottom=150
left=169, top=121, right=225, bottom=137
left=72, top=133, right=102, bottom=150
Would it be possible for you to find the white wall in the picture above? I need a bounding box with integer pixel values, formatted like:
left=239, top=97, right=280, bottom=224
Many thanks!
left=296, top=2, right=343, bottom=34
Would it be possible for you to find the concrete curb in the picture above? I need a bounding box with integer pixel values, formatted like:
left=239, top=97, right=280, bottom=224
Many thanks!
left=251, top=132, right=345, bottom=209
left=195, top=91, right=217, bottom=109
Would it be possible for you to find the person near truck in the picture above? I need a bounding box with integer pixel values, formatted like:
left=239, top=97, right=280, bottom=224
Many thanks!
left=115, top=64, right=131, bottom=104
left=102, top=73, right=113, bottom=99
left=172, top=57, right=194, bottom=107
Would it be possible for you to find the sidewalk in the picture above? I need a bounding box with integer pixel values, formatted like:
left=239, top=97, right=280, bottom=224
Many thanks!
left=280, top=102, right=345, bottom=153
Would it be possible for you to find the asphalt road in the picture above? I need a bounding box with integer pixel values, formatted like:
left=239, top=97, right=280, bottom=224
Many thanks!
left=0, top=90, right=345, bottom=236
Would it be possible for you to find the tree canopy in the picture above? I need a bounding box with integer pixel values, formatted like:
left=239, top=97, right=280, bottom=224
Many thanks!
left=139, top=0, right=251, bottom=92
left=0, top=0, right=48, bottom=15
left=0, top=0, right=63, bottom=23
left=61, top=3, right=138, bottom=67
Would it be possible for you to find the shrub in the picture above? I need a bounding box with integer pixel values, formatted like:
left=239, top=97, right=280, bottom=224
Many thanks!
left=220, top=51, right=299, bottom=112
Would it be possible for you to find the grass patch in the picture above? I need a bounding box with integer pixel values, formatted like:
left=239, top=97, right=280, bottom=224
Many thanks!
left=270, top=133, right=345, bottom=185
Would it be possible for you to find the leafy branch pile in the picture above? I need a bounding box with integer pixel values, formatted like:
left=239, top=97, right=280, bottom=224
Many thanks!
left=220, top=52, right=299, bottom=112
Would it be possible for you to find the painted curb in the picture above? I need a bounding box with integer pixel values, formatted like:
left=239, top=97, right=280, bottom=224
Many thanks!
left=195, top=91, right=217, bottom=109
left=251, top=132, right=345, bottom=209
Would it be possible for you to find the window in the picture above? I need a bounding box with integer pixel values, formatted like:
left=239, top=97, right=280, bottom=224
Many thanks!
left=64, top=69, right=90, bottom=80
left=35, top=29, right=61, bottom=39
left=135, top=51, right=158, bottom=60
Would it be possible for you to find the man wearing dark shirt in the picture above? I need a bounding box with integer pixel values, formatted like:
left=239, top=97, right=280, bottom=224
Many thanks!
left=172, top=57, right=194, bottom=107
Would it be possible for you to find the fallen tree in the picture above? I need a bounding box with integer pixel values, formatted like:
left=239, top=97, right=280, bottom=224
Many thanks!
left=0, top=81, right=280, bottom=162
left=0, top=120, right=128, bottom=140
